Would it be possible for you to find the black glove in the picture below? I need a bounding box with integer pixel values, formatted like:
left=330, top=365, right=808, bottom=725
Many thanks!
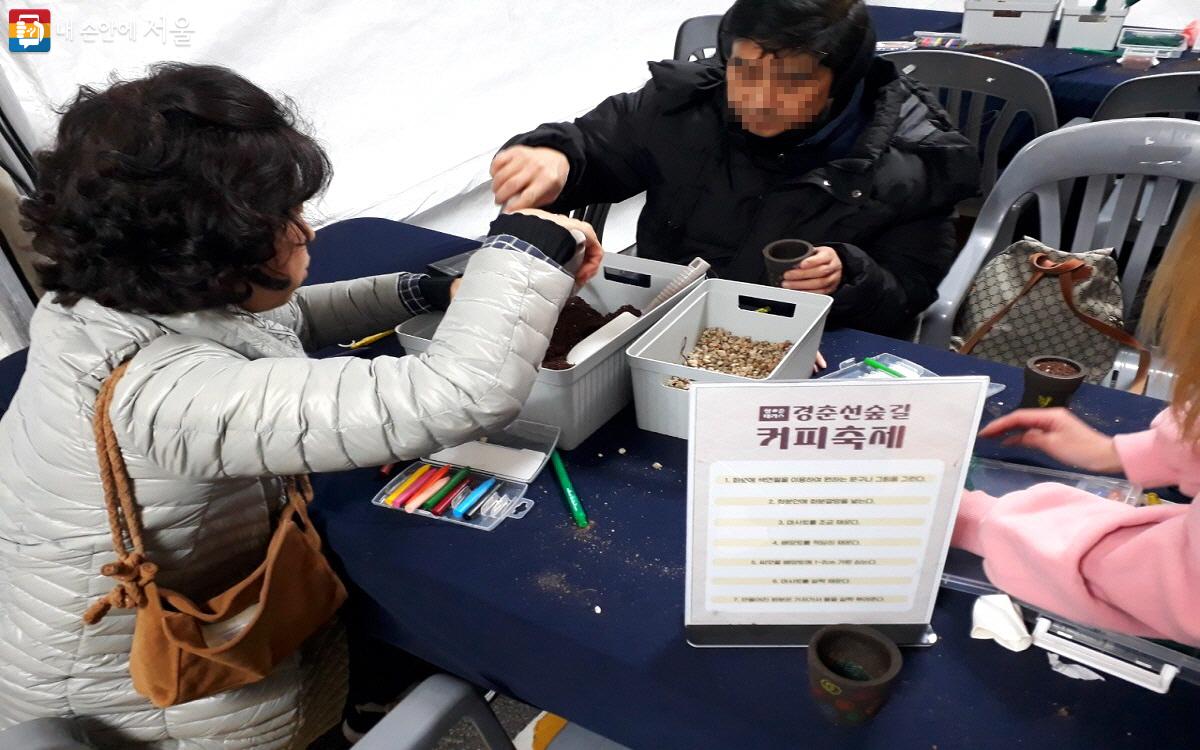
left=488, top=213, right=577, bottom=266
left=417, top=275, right=456, bottom=311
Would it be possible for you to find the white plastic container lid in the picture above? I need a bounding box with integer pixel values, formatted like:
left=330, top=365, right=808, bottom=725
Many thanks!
left=424, top=419, right=559, bottom=484
left=965, top=0, right=1061, bottom=12
left=1061, top=1, right=1126, bottom=17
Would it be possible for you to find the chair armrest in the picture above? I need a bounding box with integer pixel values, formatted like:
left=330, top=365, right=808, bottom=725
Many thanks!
left=1061, top=116, right=1092, bottom=128
left=356, top=674, right=516, bottom=750
left=0, top=717, right=94, bottom=749
left=917, top=230, right=1000, bottom=348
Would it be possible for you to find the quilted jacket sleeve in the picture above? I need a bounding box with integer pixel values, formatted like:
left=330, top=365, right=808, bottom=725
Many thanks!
left=108, top=246, right=571, bottom=477
left=258, top=273, right=416, bottom=351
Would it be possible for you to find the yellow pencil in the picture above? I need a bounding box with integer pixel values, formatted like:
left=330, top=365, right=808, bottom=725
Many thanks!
left=385, top=464, right=432, bottom=507
left=341, top=330, right=395, bottom=350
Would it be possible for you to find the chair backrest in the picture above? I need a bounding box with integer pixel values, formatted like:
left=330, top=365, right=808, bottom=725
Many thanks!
left=673, top=15, right=723, bottom=62
left=570, top=202, right=611, bottom=243
left=919, top=118, right=1200, bottom=347
left=883, top=50, right=1058, bottom=196
left=1094, top=72, right=1200, bottom=122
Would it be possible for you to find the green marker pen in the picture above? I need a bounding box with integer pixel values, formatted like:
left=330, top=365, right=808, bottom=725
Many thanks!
left=863, top=357, right=906, bottom=379
left=421, top=466, right=472, bottom=512
left=550, top=450, right=589, bottom=529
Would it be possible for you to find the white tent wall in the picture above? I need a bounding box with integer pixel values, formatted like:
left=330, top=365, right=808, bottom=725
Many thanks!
left=0, top=0, right=1195, bottom=356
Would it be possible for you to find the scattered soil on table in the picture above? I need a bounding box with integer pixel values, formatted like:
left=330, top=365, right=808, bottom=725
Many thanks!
left=542, top=296, right=641, bottom=370
left=535, top=571, right=577, bottom=597
left=1034, top=359, right=1081, bottom=377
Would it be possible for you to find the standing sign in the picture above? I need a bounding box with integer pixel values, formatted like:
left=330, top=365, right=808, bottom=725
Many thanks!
left=685, top=378, right=989, bottom=647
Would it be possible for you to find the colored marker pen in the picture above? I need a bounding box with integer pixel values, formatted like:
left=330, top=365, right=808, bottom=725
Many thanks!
left=384, top=464, right=431, bottom=507
left=405, top=475, right=449, bottom=513
left=421, top=466, right=473, bottom=513
left=464, top=489, right=498, bottom=520
left=550, top=450, right=589, bottom=528
left=388, top=463, right=441, bottom=508
left=398, top=464, right=450, bottom=512
left=452, top=477, right=499, bottom=519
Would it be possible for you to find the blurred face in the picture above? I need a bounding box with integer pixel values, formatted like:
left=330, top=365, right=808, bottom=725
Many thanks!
left=726, top=39, right=834, bottom=138
left=241, top=211, right=314, bottom=312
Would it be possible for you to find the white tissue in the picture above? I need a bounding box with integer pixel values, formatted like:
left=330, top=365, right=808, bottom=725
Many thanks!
left=971, top=594, right=1033, bottom=652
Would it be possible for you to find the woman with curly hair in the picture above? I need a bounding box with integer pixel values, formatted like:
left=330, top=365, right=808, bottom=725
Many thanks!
left=0, top=63, right=601, bottom=748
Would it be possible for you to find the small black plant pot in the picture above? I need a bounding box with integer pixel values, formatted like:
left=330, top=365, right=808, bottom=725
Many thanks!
left=807, top=624, right=903, bottom=726
left=762, top=239, right=814, bottom=287
left=1019, top=355, right=1085, bottom=409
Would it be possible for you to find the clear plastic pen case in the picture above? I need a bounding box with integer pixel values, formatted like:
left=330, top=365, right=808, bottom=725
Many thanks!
left=369, top=419, right=559, bottom=532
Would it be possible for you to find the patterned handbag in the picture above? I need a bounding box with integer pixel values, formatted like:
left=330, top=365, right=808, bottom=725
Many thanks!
left=951, top=239, right=1149, bottom=393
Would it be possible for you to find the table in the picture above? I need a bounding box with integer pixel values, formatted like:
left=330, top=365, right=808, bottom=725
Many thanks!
left=0, top=219, right=1192, bottom=748
left=300, top=219, right=1198, bottom=750
left=867, top=5, right=1200, bottom=124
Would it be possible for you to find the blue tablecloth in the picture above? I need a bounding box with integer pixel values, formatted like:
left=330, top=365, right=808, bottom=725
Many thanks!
left=0, top=224, right=1192, bottom=750
left=300, top=219, right=1197, bottom=750
left=868, top=6, right=1200, bottom=124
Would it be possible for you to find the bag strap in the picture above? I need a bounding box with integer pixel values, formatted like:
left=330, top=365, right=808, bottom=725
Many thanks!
left=83, top=363, right=317, bottom=624
left=1055, top=269, right=1151, bottom=395
left=958, top=252, right=1149, bottom=394
left=84, top=361, right=159, bottom=624
left=957, top=260, right=1051, bottom=355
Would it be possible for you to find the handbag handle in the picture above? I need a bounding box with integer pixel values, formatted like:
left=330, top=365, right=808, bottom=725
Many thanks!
left=958, top=253, right=1149, bottom=395
left=83, top=362, right=317, bottom=624
left=83, top=362, right=158, bottom=624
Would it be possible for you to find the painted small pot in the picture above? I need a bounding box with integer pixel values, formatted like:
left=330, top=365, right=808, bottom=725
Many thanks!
left=762, top=239, right=814, bottom=287
left=1019, top=355, right=1085, bottom=409
left=807, top=624, right=902, bottom=726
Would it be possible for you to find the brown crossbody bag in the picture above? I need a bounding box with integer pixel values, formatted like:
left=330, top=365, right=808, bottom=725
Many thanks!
left=83, top=362, right=347, bottom=708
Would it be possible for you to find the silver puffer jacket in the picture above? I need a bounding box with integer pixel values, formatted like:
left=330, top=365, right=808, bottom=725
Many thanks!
left=0, top=242, right=571, bottom=748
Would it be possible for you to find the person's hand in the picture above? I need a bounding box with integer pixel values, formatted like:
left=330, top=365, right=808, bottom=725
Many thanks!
left=781, top=246, right=842, bottom=295
left=490, top=146, right=569, bottom=211
left=978, top=408, right=1122, bottom=474
left=511, top=208, right=603, bottom=286
left=449, top=278, right=462, bottom=299
left=813, top=350, right=826, bottom=374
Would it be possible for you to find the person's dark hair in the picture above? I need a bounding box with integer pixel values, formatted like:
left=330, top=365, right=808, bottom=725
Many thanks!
left=725, top=0, right=874, bottom=80
left=20, top=62, right=330, bottom=314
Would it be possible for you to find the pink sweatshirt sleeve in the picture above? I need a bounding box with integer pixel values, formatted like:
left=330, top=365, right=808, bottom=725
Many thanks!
left=952, top=410, right=1200, bottom=645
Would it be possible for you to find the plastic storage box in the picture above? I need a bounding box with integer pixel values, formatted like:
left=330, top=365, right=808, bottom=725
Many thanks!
left=396, top=253, right=703, bottom=450
left=962, top=0, right=1060, bottom=47
left=819, top=352, right=1006, bottom=397
left=370, top=419, right=558, bottom=531
left=944, top=458, right=1200, bottom=692
left=626, top=279, right=831, bottom=440
left=1117, top=27, right=1192, bottom=58
left=1056, top=1, right=1126, bottom=50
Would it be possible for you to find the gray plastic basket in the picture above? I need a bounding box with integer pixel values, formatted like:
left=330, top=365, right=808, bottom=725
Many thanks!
left=625, top=279, right=832, bottom=439
left=396, top=253, right=703, bottom=450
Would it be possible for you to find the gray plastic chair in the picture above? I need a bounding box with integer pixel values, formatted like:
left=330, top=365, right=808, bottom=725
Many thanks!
left=1094, top=72, right=1200, bottom=121
left=883, top=50, right=1058, bottom=198
left=673, top=14, right=723, bottom=63
left=918, top=118, right=1200, bottom=396
left=355, top=673, right=630, bottom=750
left=0, top=718, right=94, bottom=749
left=355, top=674, right=514, bottom=750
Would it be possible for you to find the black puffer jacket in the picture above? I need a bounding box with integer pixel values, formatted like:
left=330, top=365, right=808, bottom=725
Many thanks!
left=505, top=57, right=980, bottom=337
